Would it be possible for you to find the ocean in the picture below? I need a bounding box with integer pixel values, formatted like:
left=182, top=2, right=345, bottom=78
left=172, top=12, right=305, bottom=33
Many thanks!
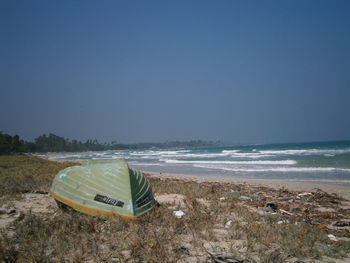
left=47, top=140, right=350, bottom=185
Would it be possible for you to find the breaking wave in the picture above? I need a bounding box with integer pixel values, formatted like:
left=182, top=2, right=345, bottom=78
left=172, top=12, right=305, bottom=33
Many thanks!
left=45, top=141, right=350, bottom=181
left=260, top=148, right=350, bottom=156
left=160, top=159, right=297, bottom=165
left=192, top=164, right=350, bottom=173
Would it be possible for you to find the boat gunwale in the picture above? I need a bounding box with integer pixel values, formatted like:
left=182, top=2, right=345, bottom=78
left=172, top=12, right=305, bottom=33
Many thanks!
left=50, top=191, right=138, bottom=220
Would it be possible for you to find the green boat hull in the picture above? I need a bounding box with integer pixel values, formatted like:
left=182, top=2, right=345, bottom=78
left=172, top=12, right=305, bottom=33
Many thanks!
left=50, top=160, right=156, bottom=218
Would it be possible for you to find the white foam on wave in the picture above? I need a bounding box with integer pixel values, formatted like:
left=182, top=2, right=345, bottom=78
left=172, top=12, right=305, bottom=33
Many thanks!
left=137, top=153, right=229, bottom=159
left=137, top=150, right=274, bottom=159
left=130, top=150, right=191, bottom=156
left=140, top=155, right=160, bottom=159
left=324, top=154, right=335, bottom=157
left=221, top=150, right=240, bottom=154
left=48, top=154, right=87, bottom=159
left=91, top=156, right=130, bottom=160
left=260, top=148, right=350, bottom=156
left=49, top=152, right=128, bottom=160
left=160, top=159, right=297, bottom=165
left=160, top=152, right=234, bottom=158
left=229, top=152, right=275, bottom=159
left=192, top=164, right=350, bottom=173
left=128, top=162, right=162, bottom=166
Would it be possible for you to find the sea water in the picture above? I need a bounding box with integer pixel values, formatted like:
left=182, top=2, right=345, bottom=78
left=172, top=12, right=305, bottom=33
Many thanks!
left=47, top=140, right=350, bottom=185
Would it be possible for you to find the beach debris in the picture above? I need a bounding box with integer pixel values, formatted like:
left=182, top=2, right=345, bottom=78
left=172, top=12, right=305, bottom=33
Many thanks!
left=333, top=221, right=350, bottom=227
left=173, top=210, right=186, bottom=218
left=321, top=212, right=332, bottom=219
left=317, top=224, right=328, bottom=230
left=266, top=202, right=277, bottom=211
left=279, top=209, right=293, bottom=216
left=238, top=195, right=253, bottom=201
left=298, top=192, right=312, bottom=197
left=7, top=209, right=16, bottom=215
left=257, top=196, right=266, bottom=201
left=291, top=207, right=301, bottom=212
left=277, top=217, right=293, bottom=224
left=219, top=197, right=228, bottom=201
left=225, top=220, right=233, bottom=228
left=14, top=211, right=25, bottom=222
left=327, top=234, right=338, bottom=242
left=224, top=217, right=233, bottom=228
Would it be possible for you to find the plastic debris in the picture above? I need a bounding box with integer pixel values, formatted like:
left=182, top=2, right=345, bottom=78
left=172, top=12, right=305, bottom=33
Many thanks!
left=224, top=217, right=233, bottom=228
left=173, top=210, right=185, bottom=218
left=328, top=234, right=338, bottom=242
left=277, top=218, right=293, bottom=224
left=257, top=196, right=266, bottom=201
left=225, top=220, right=232, bottom=228
left=219, top=197, right=228, bottom=201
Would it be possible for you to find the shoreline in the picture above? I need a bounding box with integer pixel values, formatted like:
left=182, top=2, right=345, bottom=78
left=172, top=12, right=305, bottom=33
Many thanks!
left=33, top=153, right=350, bottom=200
left=145, top=171, right=350, bottom=200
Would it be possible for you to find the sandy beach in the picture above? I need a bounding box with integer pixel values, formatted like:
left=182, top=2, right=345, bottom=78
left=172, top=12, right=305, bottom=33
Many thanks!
left=1, top=155, right=350, bottom=262
left=144, top=171, right=350, bottom=201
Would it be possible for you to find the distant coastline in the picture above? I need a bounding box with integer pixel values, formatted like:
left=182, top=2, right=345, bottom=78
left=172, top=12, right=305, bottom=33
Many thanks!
left=2, top=131, right=350, bottom=154
left=0, top=132, right=224, bottom=154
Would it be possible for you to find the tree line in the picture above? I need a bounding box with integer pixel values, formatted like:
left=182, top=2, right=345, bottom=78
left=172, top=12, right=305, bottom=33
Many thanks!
left=0, top=132, right=222, bottom=154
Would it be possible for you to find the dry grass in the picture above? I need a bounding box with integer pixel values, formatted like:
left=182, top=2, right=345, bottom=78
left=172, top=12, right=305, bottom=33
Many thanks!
left=0, top=155, right=78, bottom=197
left=0, top=155, right=350, bottom=262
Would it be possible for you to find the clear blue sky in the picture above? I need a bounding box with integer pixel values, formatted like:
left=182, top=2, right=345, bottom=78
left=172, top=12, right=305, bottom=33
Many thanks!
left=1, top=0, right=350, bottom=144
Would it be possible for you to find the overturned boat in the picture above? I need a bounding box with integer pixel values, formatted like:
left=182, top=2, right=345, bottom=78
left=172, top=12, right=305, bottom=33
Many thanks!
left=50, top=160, right=156, bottom=218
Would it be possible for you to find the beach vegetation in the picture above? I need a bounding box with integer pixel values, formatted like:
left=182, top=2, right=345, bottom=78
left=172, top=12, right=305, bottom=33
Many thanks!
left=0, top=155, right=350, bottom=262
